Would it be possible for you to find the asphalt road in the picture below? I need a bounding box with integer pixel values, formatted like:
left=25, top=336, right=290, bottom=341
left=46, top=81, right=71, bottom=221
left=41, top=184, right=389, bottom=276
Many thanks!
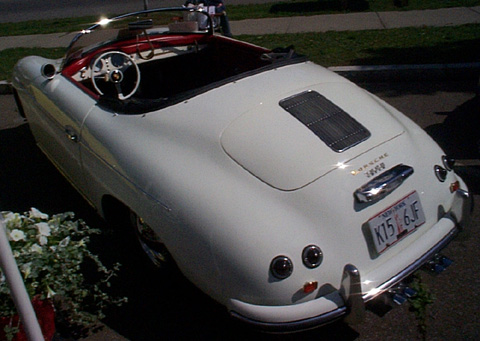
left=0, top=79, right=479, bottom=340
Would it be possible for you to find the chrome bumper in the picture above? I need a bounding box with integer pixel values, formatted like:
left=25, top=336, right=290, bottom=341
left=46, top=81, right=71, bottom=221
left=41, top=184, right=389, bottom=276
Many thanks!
left=344, top=188, right=472, bottom=324
left=231, top=189, right=472, bottom=332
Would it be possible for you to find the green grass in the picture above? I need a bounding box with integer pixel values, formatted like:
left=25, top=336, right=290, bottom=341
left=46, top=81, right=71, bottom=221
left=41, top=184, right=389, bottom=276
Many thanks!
left=1, top=0, right=479, bottom=36
left=0, top=48, right=66, bottom=82
left=0, top=17, right=100, bottom=37
left=238, top=24, right=480, bottom=67
left=1, top=24, right=478, bottom=81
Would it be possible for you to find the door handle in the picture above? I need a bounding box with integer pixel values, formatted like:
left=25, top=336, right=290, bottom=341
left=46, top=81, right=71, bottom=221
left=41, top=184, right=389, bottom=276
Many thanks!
left=65, top=126, right=78, bottom=142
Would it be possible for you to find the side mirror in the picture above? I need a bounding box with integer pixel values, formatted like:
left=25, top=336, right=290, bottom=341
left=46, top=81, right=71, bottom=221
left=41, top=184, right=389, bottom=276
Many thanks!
left=41, top=64, right=56, bottom=80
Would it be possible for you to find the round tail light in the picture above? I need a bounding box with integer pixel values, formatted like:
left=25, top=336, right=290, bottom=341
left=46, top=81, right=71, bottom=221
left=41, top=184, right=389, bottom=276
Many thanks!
left=442, top=155, right=455, bottom=171
left=302, top=245, right=323, bottom=268
left=434, top=165, right=447, bottom=182
left=270, top=256, right=293, bottom=279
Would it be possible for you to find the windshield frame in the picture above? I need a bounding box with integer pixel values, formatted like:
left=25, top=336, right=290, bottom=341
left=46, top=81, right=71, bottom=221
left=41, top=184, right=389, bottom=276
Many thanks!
left=62, top=7, right=214, bottom=70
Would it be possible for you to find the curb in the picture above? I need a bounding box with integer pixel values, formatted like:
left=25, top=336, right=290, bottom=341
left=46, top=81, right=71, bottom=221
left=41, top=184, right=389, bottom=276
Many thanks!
left=328, top=62, right=480, bottom=83
left=2, top=63, right=479, bottom=95
left=0, top=81, right=12, bottom=95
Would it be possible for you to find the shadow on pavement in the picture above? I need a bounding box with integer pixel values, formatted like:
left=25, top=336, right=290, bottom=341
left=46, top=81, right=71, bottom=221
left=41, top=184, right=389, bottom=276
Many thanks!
left=426, top=96, right=480, bottom=160
left=351, top=37, right=480, bottom=67
left=425, top=95, right=480, bottom=194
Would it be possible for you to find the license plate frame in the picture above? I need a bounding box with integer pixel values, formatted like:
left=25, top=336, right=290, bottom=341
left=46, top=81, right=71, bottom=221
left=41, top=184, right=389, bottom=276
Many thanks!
left=367, top=191, right=426, bottom=255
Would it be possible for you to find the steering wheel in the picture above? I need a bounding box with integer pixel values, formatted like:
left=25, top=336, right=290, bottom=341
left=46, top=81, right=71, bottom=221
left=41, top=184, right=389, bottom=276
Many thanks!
left=91, top=51, right=140, bottom=100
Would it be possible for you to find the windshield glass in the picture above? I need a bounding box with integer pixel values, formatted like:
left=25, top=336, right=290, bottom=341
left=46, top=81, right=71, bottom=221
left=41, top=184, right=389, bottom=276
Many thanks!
left=64, top=7, right=212, bottom=67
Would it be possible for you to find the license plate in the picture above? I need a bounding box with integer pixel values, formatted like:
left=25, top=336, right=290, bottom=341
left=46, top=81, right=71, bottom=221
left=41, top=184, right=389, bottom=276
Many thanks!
left=368, top=191, right=426, bottom=254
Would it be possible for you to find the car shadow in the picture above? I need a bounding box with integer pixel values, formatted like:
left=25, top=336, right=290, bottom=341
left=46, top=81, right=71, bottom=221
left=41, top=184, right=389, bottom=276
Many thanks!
left=360, top=78, right=478, bottom=98
left=424, top=95, right=480, bottom=194
left=0, top=125, right=360, bottom=340
left=0, top=124, right=90, bottom=215
left=360, top=80, right=480, bottom=195
left=349, top=38, right=480, bottom=67
left=425, top=96, right=480, bottom=160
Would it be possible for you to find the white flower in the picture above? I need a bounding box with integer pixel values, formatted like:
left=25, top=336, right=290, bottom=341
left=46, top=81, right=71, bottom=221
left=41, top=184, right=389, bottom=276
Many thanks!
left=30, top=244, right=43, bottom=253
left=46, top=285, right=56, bottom=298
left=3, top=212, right=17, bottom=223
left=38, top=235, right=48, bottom=246
left=2, top=212, right=22, bottom=229
left=59, top=236, right=70, bottom=247
left=35, top=222, right=51, bottom=237
left=9, top=229, right=25, bottom=241
left=29, top=208, right=49, bottom=220
left=21, top=263, right=32, bottom=278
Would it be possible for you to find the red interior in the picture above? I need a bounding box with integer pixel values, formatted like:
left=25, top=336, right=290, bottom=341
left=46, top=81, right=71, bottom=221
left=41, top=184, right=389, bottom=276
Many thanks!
left=61, top=33, right=272, bottom=101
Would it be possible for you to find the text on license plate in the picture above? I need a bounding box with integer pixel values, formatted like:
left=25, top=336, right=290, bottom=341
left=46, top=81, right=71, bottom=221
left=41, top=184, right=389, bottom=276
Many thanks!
left=368, top=191, right=426, bottom=254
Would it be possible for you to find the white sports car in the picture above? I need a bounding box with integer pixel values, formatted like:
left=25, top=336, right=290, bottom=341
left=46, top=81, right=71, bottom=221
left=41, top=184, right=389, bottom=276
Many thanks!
left=12, top=8, right=472, bottom=331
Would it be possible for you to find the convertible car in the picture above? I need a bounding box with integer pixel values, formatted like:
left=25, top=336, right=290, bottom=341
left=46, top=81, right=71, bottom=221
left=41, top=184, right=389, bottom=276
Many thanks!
left=12, top=8, right=472, bottom=331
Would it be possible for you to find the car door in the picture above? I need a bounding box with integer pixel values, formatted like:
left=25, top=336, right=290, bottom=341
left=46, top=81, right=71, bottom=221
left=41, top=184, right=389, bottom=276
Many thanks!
left=25, top=74, right=96, bottom=200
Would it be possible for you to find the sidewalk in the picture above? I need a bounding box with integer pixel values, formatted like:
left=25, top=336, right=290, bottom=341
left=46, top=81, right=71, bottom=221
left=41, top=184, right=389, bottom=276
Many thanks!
left=0, top=6, right=479, bottom=51
left=231, top=6, right=480, bottom=34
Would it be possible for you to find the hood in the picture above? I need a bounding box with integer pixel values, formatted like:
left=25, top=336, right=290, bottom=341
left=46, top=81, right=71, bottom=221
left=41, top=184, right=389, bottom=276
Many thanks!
left=221, top=82, right=405, bottom=191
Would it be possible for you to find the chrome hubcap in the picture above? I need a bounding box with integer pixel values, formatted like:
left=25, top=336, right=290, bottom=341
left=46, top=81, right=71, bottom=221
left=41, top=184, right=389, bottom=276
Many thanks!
left=132, top=214, right=168, bottom=267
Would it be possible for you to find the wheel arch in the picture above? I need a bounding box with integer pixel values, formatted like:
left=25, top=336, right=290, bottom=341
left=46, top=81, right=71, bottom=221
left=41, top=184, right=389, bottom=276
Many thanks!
left=101, top=194, right=131, bottom=227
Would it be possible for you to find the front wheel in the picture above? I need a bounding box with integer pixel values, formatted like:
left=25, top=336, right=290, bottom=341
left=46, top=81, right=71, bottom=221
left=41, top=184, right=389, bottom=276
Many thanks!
left=130, top=212, right=171, bottom=268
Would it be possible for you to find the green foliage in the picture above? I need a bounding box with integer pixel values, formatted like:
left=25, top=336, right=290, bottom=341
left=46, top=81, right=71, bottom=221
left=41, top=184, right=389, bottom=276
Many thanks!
left=0, top=208, right=127, bottom=337
left=408, top=275, right=434, bottom=339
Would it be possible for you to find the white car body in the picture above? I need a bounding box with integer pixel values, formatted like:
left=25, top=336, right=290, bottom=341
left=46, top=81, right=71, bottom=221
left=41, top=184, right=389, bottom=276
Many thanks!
left=12, top=8, right=472, bottom=331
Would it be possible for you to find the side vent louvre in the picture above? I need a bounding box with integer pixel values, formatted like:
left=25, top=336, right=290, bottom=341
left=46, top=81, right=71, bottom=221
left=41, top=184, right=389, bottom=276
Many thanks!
left=279, top=90, right=371, bottom=152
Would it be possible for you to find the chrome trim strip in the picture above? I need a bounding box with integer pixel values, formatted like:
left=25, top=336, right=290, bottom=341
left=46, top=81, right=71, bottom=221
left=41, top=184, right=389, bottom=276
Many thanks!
left=354, top=164, right=413, bottom=203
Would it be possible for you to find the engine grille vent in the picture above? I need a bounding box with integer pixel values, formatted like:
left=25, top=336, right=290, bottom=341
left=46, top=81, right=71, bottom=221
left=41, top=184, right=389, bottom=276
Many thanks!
left=279, top=90, right=371, bottom=152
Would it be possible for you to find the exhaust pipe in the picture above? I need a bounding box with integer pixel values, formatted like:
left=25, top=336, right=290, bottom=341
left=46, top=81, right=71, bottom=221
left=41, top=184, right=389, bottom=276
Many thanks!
left=424, top=254, right=453, bottom=274
left=370, top=253, right=453, bottom=312
left=389, top=283, right=417, bottom=305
